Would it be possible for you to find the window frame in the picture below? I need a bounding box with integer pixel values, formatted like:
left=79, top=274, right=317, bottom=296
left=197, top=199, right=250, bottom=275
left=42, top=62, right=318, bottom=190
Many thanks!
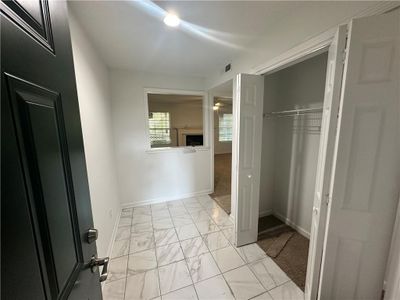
left=148, top=111, right=172, bottom=146
left=144, top=88, right=209, bottom=152
left=218, top=112, right=233, bottom=142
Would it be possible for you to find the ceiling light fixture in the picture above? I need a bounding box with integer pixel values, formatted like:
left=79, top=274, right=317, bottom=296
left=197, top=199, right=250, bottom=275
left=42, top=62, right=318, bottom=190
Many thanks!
left=213, top=106, right=219, bottom=111
left=164, top=13, right=180, bottom=27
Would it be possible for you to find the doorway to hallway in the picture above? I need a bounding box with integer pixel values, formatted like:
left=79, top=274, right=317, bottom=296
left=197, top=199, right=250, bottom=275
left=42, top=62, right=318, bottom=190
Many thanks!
left=210, top=153, right=231, bottom=214
left=210, top=95, right=233, bottom=215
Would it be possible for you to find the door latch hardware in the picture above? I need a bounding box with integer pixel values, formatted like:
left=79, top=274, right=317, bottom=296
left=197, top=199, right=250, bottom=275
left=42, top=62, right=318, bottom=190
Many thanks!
left=87, top=228, right=98, bottom=244
left=90, top=255, right=109, bottom=282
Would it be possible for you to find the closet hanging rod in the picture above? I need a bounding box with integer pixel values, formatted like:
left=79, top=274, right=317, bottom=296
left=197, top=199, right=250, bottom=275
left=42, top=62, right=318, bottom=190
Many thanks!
left=263, top=107, right=323, bottom=118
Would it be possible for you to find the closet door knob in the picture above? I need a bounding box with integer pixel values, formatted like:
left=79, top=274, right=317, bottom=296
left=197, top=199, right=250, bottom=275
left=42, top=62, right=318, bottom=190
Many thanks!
left=247, top=174, right=252, bottom=179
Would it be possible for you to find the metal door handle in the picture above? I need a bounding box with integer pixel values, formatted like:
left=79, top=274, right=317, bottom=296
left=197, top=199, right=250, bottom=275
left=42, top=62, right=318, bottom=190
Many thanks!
left=90, top=256, right=109, bottom=282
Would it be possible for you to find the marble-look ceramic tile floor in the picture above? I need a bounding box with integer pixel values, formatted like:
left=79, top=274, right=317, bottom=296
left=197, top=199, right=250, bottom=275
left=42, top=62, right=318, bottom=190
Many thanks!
left=103, top=195, right=304, bottom=300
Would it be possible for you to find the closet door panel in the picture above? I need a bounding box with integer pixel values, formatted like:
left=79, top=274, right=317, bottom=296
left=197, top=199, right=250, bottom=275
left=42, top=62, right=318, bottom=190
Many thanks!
left=305, top=25, right=347, bottom=300
left=319, top=10, right=400, bottom=300
left=232, top=74, right=264, bottom=246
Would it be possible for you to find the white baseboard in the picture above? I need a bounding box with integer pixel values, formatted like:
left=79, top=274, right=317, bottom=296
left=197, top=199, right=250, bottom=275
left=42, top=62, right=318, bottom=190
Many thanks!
left=259, top=209, right=273, bottom=218
left=214, top=151, right=232, bottom=155
left=273, top=211, right=310, bottom=239
left=121, top=189, right=213, bottom=208
left=229, top=213, right=235, bottom=224
left=106, top=209, right=120, bottom=258
left=102, top=208, right=120, bottom=289
left=228, top=209, right=273, bottom=231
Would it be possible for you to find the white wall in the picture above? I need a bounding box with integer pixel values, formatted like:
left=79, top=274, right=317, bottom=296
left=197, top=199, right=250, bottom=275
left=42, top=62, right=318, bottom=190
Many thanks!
left=206, top=1, right=390, bottom=90
left=69, top=11, right=121, bottom=257
left=259, top=75, right=279, bottom=216
left=109, top=69, right=211, bottom=206
left=260, top=53, right=328, bottom=235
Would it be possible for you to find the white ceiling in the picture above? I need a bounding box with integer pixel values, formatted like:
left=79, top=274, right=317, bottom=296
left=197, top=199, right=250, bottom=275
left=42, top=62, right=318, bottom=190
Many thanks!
left=69, top=1, right=307, bottom=77
left=69, top=1, right=373, bottom=78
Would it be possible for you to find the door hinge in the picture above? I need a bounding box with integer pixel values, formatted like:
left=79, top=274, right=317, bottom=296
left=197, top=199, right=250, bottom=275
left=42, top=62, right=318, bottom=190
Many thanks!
left=325, top=193, right=330, bottom=205
left=342, top=33, right=349, bottom=65
left=381, top=280, right=387, bottom=300
left=341, top=48, right=347, bottom=64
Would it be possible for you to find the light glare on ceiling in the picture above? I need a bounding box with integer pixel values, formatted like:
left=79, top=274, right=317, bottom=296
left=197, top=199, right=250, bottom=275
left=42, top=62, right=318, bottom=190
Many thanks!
left=164, top=13, right=180, bottom=27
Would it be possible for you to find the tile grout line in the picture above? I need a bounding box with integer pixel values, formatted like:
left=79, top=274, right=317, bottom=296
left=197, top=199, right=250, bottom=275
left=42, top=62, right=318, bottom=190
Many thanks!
left=190, top=196, right=238, bottom=298
left=119, top=196, right=296, bottom=300
left=124, top=208, right=133, bottom=300
left=162, top=197, right=220, bottom=297
left=186, top=200, right=203, bottom=300
left=161, top=202, right=194, bottom=297
left=116, top=250, right=270, bottom=291
left=124, top=207, right=134, bottom=300
left=186, top=198, right=220, bottom=239
left=109, top=250, right=278, bottom=290
left=213, top=200, right=294, bottom=299
left=125, top=206, right=158, bottom=300
left=199, top=196, right=270, bottom=298
left=187, top=197, right=221, bottom=298
left=152, top=203, right=164, bottom=299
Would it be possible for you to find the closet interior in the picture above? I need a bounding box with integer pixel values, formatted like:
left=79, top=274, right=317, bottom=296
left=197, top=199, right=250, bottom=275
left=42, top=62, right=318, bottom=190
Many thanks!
left=257, top=52, right=329, bottom=291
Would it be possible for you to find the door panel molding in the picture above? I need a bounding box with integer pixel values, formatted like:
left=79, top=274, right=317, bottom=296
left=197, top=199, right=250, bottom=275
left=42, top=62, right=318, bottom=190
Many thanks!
left=233, top=74, right=264, bottom=246
left=318, top=10, right=400, bottom=299
left=5, top=73, right=83, bottom=299
left=342, top=104, right=384, bottom=212
left=1, top=0, right=54, bottom=52
left=242, top=115, right=255, bottom=169
left=2, top=0, right=101, bottom=297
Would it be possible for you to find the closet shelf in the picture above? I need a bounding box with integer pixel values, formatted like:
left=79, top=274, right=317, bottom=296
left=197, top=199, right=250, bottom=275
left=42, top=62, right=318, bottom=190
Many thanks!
left=263, top=107, right=323, bottom=118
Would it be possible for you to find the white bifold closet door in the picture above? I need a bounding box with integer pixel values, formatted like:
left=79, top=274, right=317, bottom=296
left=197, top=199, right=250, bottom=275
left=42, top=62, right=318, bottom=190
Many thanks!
left=305, top=25, right=348, bottom=300
left=319, top=10, right=400, bottom=300
left=232, top=74, right=264, bottom=246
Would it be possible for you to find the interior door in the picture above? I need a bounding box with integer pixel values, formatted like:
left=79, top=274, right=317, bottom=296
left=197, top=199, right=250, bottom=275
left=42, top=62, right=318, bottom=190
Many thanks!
left=305, top=25, right=347, bottom=300
left=318, top=10, right=400, bottom=299
left=232, top=74, right=264, bottom=246
left=384, top=197, right=400, bottom=300
left=1, top=1, right=103, bottom=299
